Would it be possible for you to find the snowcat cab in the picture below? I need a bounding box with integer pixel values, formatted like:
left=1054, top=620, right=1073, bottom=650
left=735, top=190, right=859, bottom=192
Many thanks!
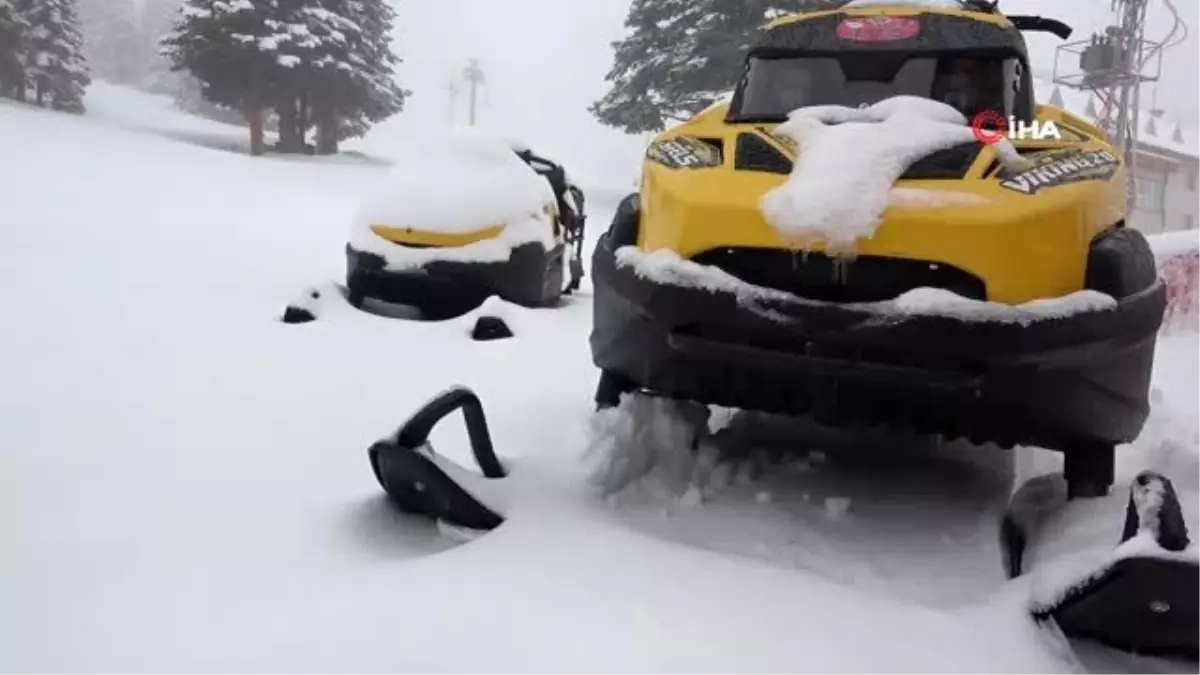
left=594, top=0, right=1155, bottom=499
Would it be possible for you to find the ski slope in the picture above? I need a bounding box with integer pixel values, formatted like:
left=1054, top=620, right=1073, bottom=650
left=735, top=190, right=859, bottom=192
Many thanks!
left=1, top=85, right=1196, bottom=673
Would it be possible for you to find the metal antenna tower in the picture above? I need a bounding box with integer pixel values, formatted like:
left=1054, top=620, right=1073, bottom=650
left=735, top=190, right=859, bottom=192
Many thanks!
left=1052, top=0, right=1171, bottom=210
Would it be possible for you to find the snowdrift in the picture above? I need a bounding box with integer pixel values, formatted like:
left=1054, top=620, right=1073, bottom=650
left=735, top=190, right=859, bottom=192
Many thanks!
left=1150, top=230, right=1199, bottom=334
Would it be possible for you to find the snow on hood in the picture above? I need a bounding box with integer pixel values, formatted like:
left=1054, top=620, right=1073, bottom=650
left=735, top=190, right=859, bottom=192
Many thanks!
left=348, top=126, right=558, bottom=270
left=759, top=96, right=987, bottom=252
left=351, top=126, right=554, bottom=235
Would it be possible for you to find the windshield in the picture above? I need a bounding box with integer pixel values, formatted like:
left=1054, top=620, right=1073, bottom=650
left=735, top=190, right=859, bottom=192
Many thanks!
left=727, top=54, right=1025, bottom=123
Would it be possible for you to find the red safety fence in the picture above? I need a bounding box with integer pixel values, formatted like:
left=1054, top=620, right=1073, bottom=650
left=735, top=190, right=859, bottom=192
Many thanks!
left=1149, top=231, right=1199, bottom=334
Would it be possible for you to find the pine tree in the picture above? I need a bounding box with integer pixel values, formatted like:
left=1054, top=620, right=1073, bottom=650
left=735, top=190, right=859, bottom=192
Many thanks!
left=0, top=0, right=27, bottom=99
left=301, top=0, right=408, bottom=154
left=162, top=0, right=288, bottom=154
left=266, top=0, right=349, bottom=152
left=77, top=0, right=142, bottom=85
left=162, top=0, right=406, bottom=156
left=258, top=0, right=409, bottom=155
left=592, top=0, right=820, bottom=133
left=14, top=0, right=90, bottom=112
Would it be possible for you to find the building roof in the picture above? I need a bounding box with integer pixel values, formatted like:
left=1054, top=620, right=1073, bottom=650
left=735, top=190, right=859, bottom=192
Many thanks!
left=1034, top=76, right=1199, bottom=162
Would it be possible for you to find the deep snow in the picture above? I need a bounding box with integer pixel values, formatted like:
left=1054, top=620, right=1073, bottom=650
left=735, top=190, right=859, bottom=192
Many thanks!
left=1, top=85, right=1196, bottom=673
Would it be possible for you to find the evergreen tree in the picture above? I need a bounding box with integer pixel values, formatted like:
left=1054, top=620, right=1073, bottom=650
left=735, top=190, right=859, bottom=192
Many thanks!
left=14, top=0, right=90, bottom=112
left=593, top=0, right=828, bottom=133
left=162, top=0, right=288, bottom=154
left=77, top=0, right=143, bottom=84
left=162, top=0, right=406, bottom=156
left=0, top=0, right=27, bottom=100
left=267, top=0, right=349, bottom=152
left=311, top=0, right=407, bottom=153
left=270, top=0, right=407, bottom=154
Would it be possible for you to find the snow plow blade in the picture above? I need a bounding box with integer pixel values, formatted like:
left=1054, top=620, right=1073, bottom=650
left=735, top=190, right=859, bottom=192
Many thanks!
left=1033, top=472, right=1198, bottom=661
left=367, top=386, right=507, bottom=532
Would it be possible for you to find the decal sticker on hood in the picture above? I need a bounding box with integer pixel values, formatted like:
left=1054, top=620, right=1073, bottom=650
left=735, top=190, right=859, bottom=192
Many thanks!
left=998, top=149, right=1119, bottom=195
left=646, top=136, right=722, bottom=169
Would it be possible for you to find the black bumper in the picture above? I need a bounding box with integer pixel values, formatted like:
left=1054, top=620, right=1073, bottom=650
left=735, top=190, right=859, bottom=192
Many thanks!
left=590, top=238, right=1167, bottom=451
left=346, top=242, right=563, bottom=314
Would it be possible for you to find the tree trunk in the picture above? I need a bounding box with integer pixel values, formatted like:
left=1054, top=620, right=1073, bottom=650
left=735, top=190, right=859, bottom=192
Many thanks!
left=34, top=77, right=43, bottom=107
left=317, top=120, right=338, bottom=155
left=276, top=98, right=302, bottom=153
left=298, top=90, right=310, bottom=152
left=314, top=97, right=338, bottom=155
left=247, top=105, right=265, bottom=156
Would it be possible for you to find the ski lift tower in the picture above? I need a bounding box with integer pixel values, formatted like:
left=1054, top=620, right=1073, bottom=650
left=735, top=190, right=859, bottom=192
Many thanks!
left=1052, top=0, right=1165, bottom=210
left=462, top=58, right=486, bottom=126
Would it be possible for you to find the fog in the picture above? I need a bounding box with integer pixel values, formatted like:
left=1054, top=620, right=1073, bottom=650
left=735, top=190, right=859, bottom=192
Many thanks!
left=362, top=0, right=1198, bottom=180
left=367, top=0, right=644, bottom=186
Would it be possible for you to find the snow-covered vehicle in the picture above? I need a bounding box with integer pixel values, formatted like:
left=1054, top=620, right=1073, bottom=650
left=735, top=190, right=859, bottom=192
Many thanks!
left=362, top=0, right=1195, bottom=664
left=594, top=3, right=1160, bottom=502
left=286, top=130, right=586, bottom=323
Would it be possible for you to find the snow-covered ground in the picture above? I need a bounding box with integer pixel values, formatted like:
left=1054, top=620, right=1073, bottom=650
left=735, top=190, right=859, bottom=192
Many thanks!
left=1, top=85, right=1196, bottom=672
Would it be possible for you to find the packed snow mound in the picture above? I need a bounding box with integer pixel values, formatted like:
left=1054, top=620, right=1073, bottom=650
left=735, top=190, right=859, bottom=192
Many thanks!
left=760, top=96, right=982, bottom=251
left=348, top=127, right=558, bottom=269
left=584, top=395, right=717, bottom=503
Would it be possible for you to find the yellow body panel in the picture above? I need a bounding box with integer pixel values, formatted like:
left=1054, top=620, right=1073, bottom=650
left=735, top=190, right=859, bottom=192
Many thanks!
left=638, top=103, right=1127, bottom=305
left=368, top=203, right=559, bottom=249
left=370, top=224, right=505, bottom=248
